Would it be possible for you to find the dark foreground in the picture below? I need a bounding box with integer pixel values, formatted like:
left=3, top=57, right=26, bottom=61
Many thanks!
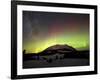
left=23, top=58, right=89, bottom=69
left=23, top=51, right=89, bottom=69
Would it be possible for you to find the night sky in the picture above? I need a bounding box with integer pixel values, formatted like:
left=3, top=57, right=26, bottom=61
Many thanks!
left=23, top=11, right=89, bottom=53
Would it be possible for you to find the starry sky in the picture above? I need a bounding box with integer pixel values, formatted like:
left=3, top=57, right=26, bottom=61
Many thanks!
left=23, top=11, right=89, bottom=53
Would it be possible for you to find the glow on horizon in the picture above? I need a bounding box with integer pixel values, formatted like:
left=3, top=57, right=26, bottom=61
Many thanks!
left=23, top=34, right=89, bottom=53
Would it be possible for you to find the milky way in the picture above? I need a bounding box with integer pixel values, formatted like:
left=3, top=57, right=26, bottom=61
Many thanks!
left=23, top=11, right=89, bottom=53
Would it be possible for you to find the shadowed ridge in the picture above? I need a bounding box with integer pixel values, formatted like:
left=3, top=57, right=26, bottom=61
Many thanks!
left=39, top=44, right=77, bottom=55
left=45, top=44, right=76, bottom=51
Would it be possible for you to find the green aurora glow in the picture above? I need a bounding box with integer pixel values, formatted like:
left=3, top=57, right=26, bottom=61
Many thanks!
left=23, top=11, right=89, bottom=53
left=23, top=33, right=89, bottom=53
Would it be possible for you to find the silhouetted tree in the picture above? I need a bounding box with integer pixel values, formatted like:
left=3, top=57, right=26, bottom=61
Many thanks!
left=47, top=58, right=52, bottom=63
left=23, top=50, right=26, bottom=54
left=23, top=50, right=26, bottom=61
left=55, top=55, right=58, bottom=60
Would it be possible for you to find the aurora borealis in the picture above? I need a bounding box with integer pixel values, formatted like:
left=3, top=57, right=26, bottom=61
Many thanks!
left=23, top=11, right=89, bottom=53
